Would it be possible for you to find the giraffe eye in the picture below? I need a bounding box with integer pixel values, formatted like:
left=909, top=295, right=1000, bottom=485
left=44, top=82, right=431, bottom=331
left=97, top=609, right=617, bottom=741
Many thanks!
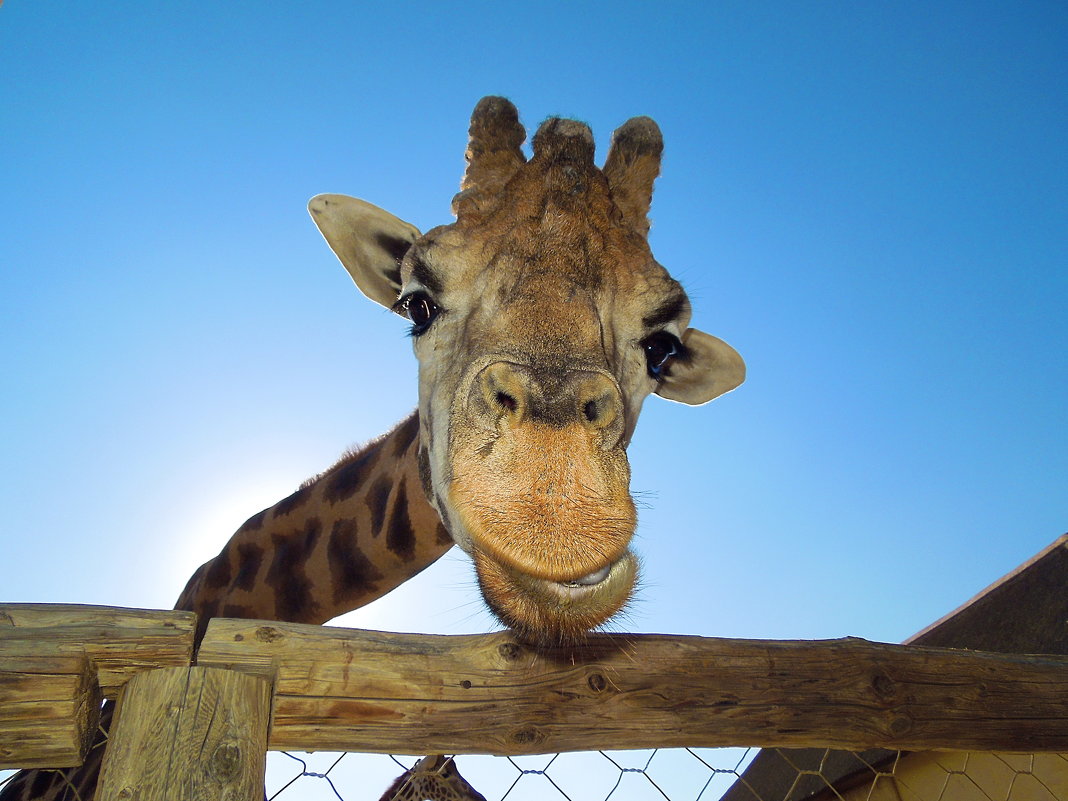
left=641, top=331, right=681, bottom=378
left=398, top=292, right=441, bottom=335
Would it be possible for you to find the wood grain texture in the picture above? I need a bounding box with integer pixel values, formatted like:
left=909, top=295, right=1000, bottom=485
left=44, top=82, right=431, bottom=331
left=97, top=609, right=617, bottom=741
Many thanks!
left=0, top=653, right=100, bottom=768
left=98, top=666, right=271, bottom=801
left=0, top=604, right=195, bottom=696
left=197, top=619, right=1068, bottom=755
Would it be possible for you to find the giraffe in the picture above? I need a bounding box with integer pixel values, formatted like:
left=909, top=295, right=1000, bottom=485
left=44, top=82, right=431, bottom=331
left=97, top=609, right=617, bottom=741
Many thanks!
left=378, top=755, right=487, bottom=801
left=1, top=96, right=744, bottom=800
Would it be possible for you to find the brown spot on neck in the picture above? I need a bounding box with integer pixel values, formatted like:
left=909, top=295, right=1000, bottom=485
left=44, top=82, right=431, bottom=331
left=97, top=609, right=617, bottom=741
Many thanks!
left=266, top=522, right=321, bottom=621
left=392, top=412, right=420, bottom=456
left=386, top=478, right=416, bottom=561
left=323, top=439, right=385, bottom=504
left=328, top=518, right=385, bottom=605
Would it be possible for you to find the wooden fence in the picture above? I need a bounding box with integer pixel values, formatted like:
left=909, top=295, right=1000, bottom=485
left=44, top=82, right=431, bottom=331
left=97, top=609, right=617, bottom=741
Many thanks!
left=2, top=603, right=1067, bottom=801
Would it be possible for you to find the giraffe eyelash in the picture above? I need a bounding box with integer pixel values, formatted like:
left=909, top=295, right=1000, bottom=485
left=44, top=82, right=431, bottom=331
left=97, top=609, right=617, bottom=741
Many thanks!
left=394, top=291, right=444, bottom=336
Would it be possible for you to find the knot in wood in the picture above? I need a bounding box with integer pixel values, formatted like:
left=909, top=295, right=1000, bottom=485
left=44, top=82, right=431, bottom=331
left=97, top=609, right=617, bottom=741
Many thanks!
left=889, top=716, right=912, bottom=736
left=460, top=679, right=473, bottom=689
left=209, top=742, right=242, bottom=780
left=255, top=626, right=283, bottom=643
left=587, top=672, right=608, bottom=693
left=871, top=672, right=896, bottom=701
left=498, top=642, right=523, bottom=662
left=512, top=725, right=543, bottom=745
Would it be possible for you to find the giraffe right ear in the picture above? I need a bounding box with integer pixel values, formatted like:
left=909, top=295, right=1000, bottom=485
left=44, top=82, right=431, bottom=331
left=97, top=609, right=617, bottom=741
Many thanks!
left=655, top=328, right=746, bottom=405
left=308, top=194, right=422, bottom=310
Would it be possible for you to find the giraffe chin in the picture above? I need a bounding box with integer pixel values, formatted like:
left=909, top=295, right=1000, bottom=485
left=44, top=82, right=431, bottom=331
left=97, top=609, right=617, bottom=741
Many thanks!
left=473, top=549, right=638, bottom=646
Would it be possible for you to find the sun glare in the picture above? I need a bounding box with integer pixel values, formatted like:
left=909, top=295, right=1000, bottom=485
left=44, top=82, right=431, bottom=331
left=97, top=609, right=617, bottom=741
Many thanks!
left=163, top=474, right=299, bottom=591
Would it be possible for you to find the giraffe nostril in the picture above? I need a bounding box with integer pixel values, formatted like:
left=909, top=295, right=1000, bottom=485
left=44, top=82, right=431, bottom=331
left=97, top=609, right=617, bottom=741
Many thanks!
left=580, top=387, right=620, bottom=437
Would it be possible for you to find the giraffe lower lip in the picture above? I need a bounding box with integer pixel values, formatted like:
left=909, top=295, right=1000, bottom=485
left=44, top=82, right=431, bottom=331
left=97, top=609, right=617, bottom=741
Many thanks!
left=561, top=565, right=612, bottom=587
left=544, top=555, right=630, bottom=601
left=474, top=550, right=638, bottom=642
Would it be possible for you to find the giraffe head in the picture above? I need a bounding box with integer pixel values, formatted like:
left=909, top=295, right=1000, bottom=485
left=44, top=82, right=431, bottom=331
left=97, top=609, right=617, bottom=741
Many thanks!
left=309, top=97, right=744, bottom=644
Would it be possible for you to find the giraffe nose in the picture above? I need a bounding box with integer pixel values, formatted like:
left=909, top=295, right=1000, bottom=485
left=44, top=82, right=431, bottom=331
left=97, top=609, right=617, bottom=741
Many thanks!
left=472, top=362, right=624, bottom=446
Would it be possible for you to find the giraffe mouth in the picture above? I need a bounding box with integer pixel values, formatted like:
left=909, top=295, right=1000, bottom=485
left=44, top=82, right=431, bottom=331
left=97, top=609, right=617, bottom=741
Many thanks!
left=544, top=560, right=624, bottom=601
left=561, top=563, right=613, bottom=587
left=473, top=550, right=638, bottom=644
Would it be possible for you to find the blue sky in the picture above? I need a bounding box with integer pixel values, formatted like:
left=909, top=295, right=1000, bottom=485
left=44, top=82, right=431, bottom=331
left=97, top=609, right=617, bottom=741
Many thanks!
left=2, top=2, right=1065, bottom=648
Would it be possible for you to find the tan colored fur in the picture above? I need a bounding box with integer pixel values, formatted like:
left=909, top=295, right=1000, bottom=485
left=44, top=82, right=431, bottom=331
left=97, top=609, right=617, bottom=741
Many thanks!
left=309, top=99, right=742, bottom=645
left=395, top=111, right=694, bottom=643
left=451, top=420, right=635, bottom=581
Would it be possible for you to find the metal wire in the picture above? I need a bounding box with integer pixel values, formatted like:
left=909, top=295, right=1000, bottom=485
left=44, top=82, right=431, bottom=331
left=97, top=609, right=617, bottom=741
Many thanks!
left=4, top=732, right=1065, bottom=800
left=265, top=748, right=1068, bottom=801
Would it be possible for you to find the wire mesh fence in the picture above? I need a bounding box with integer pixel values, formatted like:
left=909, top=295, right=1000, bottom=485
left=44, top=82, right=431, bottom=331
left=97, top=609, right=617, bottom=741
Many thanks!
left=261, top=748, right=1068, bottom=801
left=2, top=703, right=1067, bottom=801
left=265, top=748, right=758, bottom=801
left=4, top=743, right=1067, bottom=800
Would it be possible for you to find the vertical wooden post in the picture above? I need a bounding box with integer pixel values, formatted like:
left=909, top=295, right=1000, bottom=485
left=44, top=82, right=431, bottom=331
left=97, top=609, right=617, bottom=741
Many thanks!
left=98, top=666, right=271, bottom=801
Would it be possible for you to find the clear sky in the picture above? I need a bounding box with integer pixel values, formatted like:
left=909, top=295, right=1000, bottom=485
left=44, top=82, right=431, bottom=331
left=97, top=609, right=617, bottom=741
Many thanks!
left=2, top=2, right=1065, bottom=651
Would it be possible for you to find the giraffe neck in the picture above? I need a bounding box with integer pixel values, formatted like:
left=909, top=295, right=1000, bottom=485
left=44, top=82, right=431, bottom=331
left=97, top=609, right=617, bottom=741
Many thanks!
left=0, top=415, right=452, bottom=801
left=176, top=412, right=452, bottom=640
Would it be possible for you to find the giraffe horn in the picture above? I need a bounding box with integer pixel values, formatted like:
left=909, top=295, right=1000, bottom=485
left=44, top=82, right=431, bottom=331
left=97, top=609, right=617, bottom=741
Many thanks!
left=603, top=115, right=663, bottom=238
left=527, top=116, right=597, bottom=201
left=530, top=116, right=596, bottom=164
left=452, top=96, right=526, bottom=219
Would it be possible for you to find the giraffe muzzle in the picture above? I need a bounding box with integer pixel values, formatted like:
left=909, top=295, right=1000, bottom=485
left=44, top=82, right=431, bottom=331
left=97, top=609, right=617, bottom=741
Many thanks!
left=447, top=360, right=638, bottom=641
left=448, top=418, right=636, bottom=584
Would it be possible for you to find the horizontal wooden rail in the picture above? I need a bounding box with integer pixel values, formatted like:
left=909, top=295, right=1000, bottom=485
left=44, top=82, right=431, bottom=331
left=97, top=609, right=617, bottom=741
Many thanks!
left=0, top=605, right=196, bottom=695
left=197, top=618, right=1068, bottom=755
left=0, top=604, right=195, bottom=768
left=0, top=653, right=99, bottom=768
left=3, top=604, right=1068, bottom=769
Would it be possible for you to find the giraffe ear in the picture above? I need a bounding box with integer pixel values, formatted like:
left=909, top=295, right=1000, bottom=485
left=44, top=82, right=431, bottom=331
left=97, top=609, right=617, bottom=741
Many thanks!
left=308, top=194, right=421, bottom=309
left=655, top=328, right=746, bottom=405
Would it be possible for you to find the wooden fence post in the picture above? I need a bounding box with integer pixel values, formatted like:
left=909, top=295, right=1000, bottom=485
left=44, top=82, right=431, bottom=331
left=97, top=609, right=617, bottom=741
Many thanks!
left=97, top=666, right=271, bottom=801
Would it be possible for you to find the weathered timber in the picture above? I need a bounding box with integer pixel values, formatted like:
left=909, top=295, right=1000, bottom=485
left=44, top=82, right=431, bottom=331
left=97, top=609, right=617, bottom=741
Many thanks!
left=97, top=666, right=271, bottom=801
left=0, top=604, right=195, bottom=696
left=0, top=653, right=100, bottom=768
left=197, top=619, right=1068, bottom=755
left=723, top=531, right=1068, bottom=801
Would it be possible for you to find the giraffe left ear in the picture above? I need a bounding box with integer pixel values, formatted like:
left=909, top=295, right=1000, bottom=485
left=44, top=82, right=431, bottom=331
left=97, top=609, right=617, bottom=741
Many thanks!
left=655, top=328, right=746, bottom=405
left=308, top=194, right=421, bottom=309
